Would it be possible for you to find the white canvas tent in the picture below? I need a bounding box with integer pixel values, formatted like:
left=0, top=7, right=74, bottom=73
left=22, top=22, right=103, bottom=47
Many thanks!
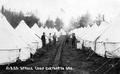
left=82, top=23, right=109, bottom=48
left=31, top=23, right=42, bottom=37
left=0, top=17, right=19, bottom=64
left=70, top=23, right=109, bottom=50
left=70, top=25, right=95, bottom=49
left=96, top=19, right=120, bottom=58
left=31, top=23, right=42, bottom=48
left=0, top=14, right=30, bottom=64
left=70, top=27, right=84, bottom=49
left=15, top=20, right=41, bottom=54
left=39, top=26, right=45, bottom=34
left=44, top=27, right=49, bottom=36
left=59, top=29, right=66, bottom=35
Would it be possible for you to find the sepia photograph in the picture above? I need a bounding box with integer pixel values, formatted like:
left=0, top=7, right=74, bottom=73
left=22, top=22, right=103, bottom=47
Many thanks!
left=0, top=0, right=120, bottom=74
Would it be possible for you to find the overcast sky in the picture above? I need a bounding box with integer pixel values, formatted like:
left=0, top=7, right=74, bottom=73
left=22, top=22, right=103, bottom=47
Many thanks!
left=1, top=0, right=120, bottom=25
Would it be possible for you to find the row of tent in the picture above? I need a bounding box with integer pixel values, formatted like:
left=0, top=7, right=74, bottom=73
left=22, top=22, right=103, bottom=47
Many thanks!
left=0, top=13, right=66, bottom=65
left=70, top=18, right=120, bottom=58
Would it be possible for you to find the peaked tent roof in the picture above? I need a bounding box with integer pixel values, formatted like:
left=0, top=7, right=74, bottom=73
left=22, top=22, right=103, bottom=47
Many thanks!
left=0, top=13, right=27, bottom=49
left=15, top=20, right=40, bottom=45
left=82, top=24, right=101, bottom=41
left=44, top=27, right=49, bottom=36
left=70, top=23, right=108, bottom=42
left=52, top=27, right=59, bottom=35
left=39, top=26, right=45, bottom=35
left=0, top=13, right=29, bottom=64
left=31, top=23, right=42, bottom=37
left=59, top=29, right=66, bottom=35
left=98, top=20, right=120, bottom=42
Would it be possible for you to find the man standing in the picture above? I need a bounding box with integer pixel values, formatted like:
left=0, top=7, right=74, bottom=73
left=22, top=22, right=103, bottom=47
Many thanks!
left=65, top=33, right=69, bottom=45
left=41, top=32, right=46, bottom=48
left=53, top=33, right=57, bottom=45
left=48, top=33, right=52, bottom=46
left=72, top=33, right=77, bottom=48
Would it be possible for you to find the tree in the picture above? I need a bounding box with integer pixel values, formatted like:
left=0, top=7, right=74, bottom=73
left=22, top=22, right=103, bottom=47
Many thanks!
left=2, top=7, right=24, bottom=28
left=24, top=14, right=39, bottom=28
left=2, top=6, right=39, bottom=28
left=44, top=18, right=54, bottom=28
left=55, top=17, right=63, bottom=31
left=37, top=20, right=42, bottom=27
left=78, top=13, right=91, bottom=28
left=69, top=18, right=79, bottom=31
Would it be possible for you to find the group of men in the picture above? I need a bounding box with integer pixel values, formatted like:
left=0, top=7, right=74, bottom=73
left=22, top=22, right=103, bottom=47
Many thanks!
left=65, top=33, right=77, bottom=48
left=41, top=32, right=77, bottom=48
left=41, top=32, right=57, bottom=48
